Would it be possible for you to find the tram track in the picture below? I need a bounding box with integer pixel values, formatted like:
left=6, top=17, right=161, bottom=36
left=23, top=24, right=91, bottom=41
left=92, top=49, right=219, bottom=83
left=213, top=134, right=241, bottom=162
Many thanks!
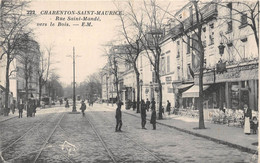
left=84, top=114, right=117, bottom=163
left=32, top=112, right=75, bottom=163
left=2, top=112, right=75, bottom=163
left=0, top=113, right=58, bottom=154
left=86, top=110, right=166, bottom=163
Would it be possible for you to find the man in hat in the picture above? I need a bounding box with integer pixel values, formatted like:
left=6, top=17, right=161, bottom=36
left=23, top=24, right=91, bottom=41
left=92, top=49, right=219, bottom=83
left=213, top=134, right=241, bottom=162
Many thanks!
left=115, top=100, right=123, bottom=132
left=80, top=100, right=86, bottom=117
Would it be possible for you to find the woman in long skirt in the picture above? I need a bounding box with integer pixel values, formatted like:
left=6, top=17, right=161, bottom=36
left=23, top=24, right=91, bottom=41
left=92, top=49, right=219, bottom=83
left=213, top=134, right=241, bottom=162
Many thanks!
left=243, top=104, right=252, bottom=135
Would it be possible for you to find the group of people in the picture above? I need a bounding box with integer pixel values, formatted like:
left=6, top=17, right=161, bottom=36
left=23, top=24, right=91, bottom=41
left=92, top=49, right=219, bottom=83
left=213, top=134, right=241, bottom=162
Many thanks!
left=17, top=99, right=37, bottom=118
left=115, top=98, right=157, bottom=132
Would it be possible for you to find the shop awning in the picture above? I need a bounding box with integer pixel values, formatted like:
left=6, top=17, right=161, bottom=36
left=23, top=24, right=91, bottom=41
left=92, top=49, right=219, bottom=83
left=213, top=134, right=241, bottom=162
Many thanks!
left=182, top=85, right=210, bottom=98
left=177, top=83, right=194, bottom=90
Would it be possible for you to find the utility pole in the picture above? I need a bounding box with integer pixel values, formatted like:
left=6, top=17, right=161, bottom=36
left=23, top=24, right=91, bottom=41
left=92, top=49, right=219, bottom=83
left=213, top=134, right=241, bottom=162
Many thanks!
left=72, top=47, right=76, bottom=112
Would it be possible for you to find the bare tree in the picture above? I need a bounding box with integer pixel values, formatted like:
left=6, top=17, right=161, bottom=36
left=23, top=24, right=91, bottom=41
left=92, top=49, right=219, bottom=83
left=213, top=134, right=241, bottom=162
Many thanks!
left=123, top=0, right=169, bottom=119
left=0, top=0, right=31, bottom=115
left=37, top=45, right=53, bottom=106
left=114, top=2, right=144, bottom=113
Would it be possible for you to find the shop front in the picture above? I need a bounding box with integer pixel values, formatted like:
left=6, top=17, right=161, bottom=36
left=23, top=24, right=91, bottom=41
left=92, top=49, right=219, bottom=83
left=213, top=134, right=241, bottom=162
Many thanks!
left=193, top=62, right=258, bottom=111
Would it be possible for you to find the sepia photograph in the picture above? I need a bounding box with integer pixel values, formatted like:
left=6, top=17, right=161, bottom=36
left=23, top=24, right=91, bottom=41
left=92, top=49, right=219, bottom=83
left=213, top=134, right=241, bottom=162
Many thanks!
left=0, top=0, right=259, bottom=162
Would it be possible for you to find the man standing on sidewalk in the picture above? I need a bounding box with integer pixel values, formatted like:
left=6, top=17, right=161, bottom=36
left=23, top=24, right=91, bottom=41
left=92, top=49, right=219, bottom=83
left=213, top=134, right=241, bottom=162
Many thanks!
left=141, top=99, right=147, bottom=129
left=146, top=99, right=150, bottom=112
left=166, top=100, right=171, bottom=115
left=115, top=100, right=123, bottom=132
left=150, top=107, right=156, bottom=130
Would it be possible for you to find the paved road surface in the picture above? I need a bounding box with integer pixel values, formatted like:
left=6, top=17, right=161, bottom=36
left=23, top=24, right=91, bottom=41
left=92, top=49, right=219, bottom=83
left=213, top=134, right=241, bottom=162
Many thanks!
left=0, top=104, right=256, bottom=162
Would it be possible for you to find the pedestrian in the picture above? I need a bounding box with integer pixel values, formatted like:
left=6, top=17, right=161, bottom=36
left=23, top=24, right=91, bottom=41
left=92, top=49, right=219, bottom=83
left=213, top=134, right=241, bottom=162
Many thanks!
left=243, top=104, right=252, bottom=135
left=141, top=99, right=147, bottom=129
left=65, top=99, right=69, bottom=108
left=151, top=98, right=156, bottom=111
left=32, top=101, right=37, bottom=117
left=166, top=100, right=171, bottom=115
left=80, top=100, right=86, bottom=117
left=252, top=116, right=258, bottom=134
left=18, top=102, right=23, bottom=118
left=150, top=107, right=156, bottom=130
left=115, top=100, right=123, bottom=132
left=132, top=100, right=136, bottom=111
left=146, top=98, right=150, bottom=112
left=11, top=102, right=15, bottom=114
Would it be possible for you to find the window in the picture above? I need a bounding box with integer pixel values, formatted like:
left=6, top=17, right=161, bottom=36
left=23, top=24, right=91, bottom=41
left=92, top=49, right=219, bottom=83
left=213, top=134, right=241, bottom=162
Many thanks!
left=187, top=63, right=191, bottom=79
left=240, top=13, right=247, bottom=27
left=167, top=56, right=170, bottom=73
left=187, top=37, right=190, bottom=54
left=209, top=23, right=214, bottom=45
left=160, top=57, right=165, bottom=75
left=202, top=27, right=206, bottom=47
left=176, top=40, right=180, bottom=58
left=152, top=72, right=157, bottom=83
left=140, top=56, right=142, bottom=68
left=227, top=3, right=233, bottom=32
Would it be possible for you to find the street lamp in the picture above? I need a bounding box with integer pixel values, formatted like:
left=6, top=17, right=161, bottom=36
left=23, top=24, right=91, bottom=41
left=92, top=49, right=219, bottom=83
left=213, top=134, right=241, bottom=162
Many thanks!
left=138, top=79, right=143, bottom=113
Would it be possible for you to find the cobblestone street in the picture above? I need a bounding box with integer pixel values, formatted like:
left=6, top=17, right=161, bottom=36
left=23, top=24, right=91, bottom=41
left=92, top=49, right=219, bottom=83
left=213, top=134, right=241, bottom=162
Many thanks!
left=0, top=104, right=257, bottom=162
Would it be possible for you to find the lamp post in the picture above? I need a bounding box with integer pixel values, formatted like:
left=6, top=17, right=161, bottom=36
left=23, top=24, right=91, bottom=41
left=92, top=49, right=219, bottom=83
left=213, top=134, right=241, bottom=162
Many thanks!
left=138, top=79, right=143, bottom=113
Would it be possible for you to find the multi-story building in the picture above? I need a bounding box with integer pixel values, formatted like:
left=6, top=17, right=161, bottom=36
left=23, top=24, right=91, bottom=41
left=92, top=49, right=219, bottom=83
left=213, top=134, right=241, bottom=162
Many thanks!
left=163, top=1, right=258, bottom=114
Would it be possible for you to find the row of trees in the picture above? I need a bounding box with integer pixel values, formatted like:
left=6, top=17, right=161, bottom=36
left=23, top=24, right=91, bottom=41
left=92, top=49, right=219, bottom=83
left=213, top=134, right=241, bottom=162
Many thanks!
left=106, top=0, right=259, bottom=128
left=0, top=0, right=63, bottom=114
left=64, top=72, right=102, bottom=104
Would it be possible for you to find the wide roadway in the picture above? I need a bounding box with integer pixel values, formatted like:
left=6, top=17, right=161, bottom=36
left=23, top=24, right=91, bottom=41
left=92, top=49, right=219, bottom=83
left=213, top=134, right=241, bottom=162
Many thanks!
left=0, top=103, right=256, bottom=163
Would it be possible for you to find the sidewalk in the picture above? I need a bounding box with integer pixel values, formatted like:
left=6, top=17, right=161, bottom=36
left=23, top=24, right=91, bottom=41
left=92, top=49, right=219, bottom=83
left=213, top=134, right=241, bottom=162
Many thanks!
left=0, top=105, right=62, bottom=123
left=102, top=103, right=258, bottom=154
left=0, top=111, right=19, bottom=122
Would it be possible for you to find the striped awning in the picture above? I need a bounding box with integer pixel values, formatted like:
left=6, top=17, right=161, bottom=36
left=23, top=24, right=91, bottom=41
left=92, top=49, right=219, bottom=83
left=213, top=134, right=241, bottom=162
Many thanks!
left=182, top=85, right=210, bottom=98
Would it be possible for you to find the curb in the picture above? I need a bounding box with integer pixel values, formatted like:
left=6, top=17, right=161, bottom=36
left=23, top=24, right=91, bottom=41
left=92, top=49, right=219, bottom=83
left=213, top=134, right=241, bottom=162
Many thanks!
left=122, top=111, right=258, bottom=155
left=0, top=115, right=17, bottom=123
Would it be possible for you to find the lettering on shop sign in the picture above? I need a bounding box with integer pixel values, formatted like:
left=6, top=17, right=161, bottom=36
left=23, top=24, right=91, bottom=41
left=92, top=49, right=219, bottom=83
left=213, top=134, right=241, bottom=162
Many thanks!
left=217, top=71, right=240, bottom=80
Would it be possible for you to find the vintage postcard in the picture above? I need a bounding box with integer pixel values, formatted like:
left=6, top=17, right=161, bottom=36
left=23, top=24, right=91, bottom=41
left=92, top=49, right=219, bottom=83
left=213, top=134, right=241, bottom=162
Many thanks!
left=0, top=0, right=258, bottom=162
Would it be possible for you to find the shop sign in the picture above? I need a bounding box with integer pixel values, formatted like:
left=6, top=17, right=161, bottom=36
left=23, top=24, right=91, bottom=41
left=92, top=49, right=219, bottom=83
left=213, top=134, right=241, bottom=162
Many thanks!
left=194, top=72, right=214, bottom=85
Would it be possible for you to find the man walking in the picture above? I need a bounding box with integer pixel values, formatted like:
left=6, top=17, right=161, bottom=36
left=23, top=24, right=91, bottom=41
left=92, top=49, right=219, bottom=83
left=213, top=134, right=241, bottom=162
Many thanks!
left=115, top=100, right=123, bottom=132
left=80, top=100, right=86, bottom=117
left=146, top=98, right=150, bottom=112
left=18, top=102, right=24, bottom=118
left=141, top=99, right=147, bottom=129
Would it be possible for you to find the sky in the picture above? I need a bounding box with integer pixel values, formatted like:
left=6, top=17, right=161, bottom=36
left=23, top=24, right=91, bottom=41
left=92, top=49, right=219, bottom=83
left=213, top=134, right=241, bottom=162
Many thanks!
left=28, top=0, right=187, bottom=86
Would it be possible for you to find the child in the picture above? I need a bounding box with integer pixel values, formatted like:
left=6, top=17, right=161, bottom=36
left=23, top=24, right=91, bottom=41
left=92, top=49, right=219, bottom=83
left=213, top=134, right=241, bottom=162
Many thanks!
left=252, top=116, right=258, bottom=134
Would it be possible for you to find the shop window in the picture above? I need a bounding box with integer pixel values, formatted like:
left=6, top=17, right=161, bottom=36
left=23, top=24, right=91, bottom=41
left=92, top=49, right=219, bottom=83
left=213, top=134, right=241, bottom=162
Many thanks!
left=241, top=81, right=249, bottom=88
left=230, top=82, right=239, bottom=109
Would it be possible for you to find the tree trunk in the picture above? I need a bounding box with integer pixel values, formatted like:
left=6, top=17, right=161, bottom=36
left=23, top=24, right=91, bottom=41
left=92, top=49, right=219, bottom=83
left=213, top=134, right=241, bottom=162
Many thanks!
left=198, top=47, right=205, bottom=129
left=134, top=69, right=140, bottom=113
left=4, top=58, right=10, bottom=116
left=157, top=72, right=163, bottom=119
left=38, top=77, right=42, bottom=107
